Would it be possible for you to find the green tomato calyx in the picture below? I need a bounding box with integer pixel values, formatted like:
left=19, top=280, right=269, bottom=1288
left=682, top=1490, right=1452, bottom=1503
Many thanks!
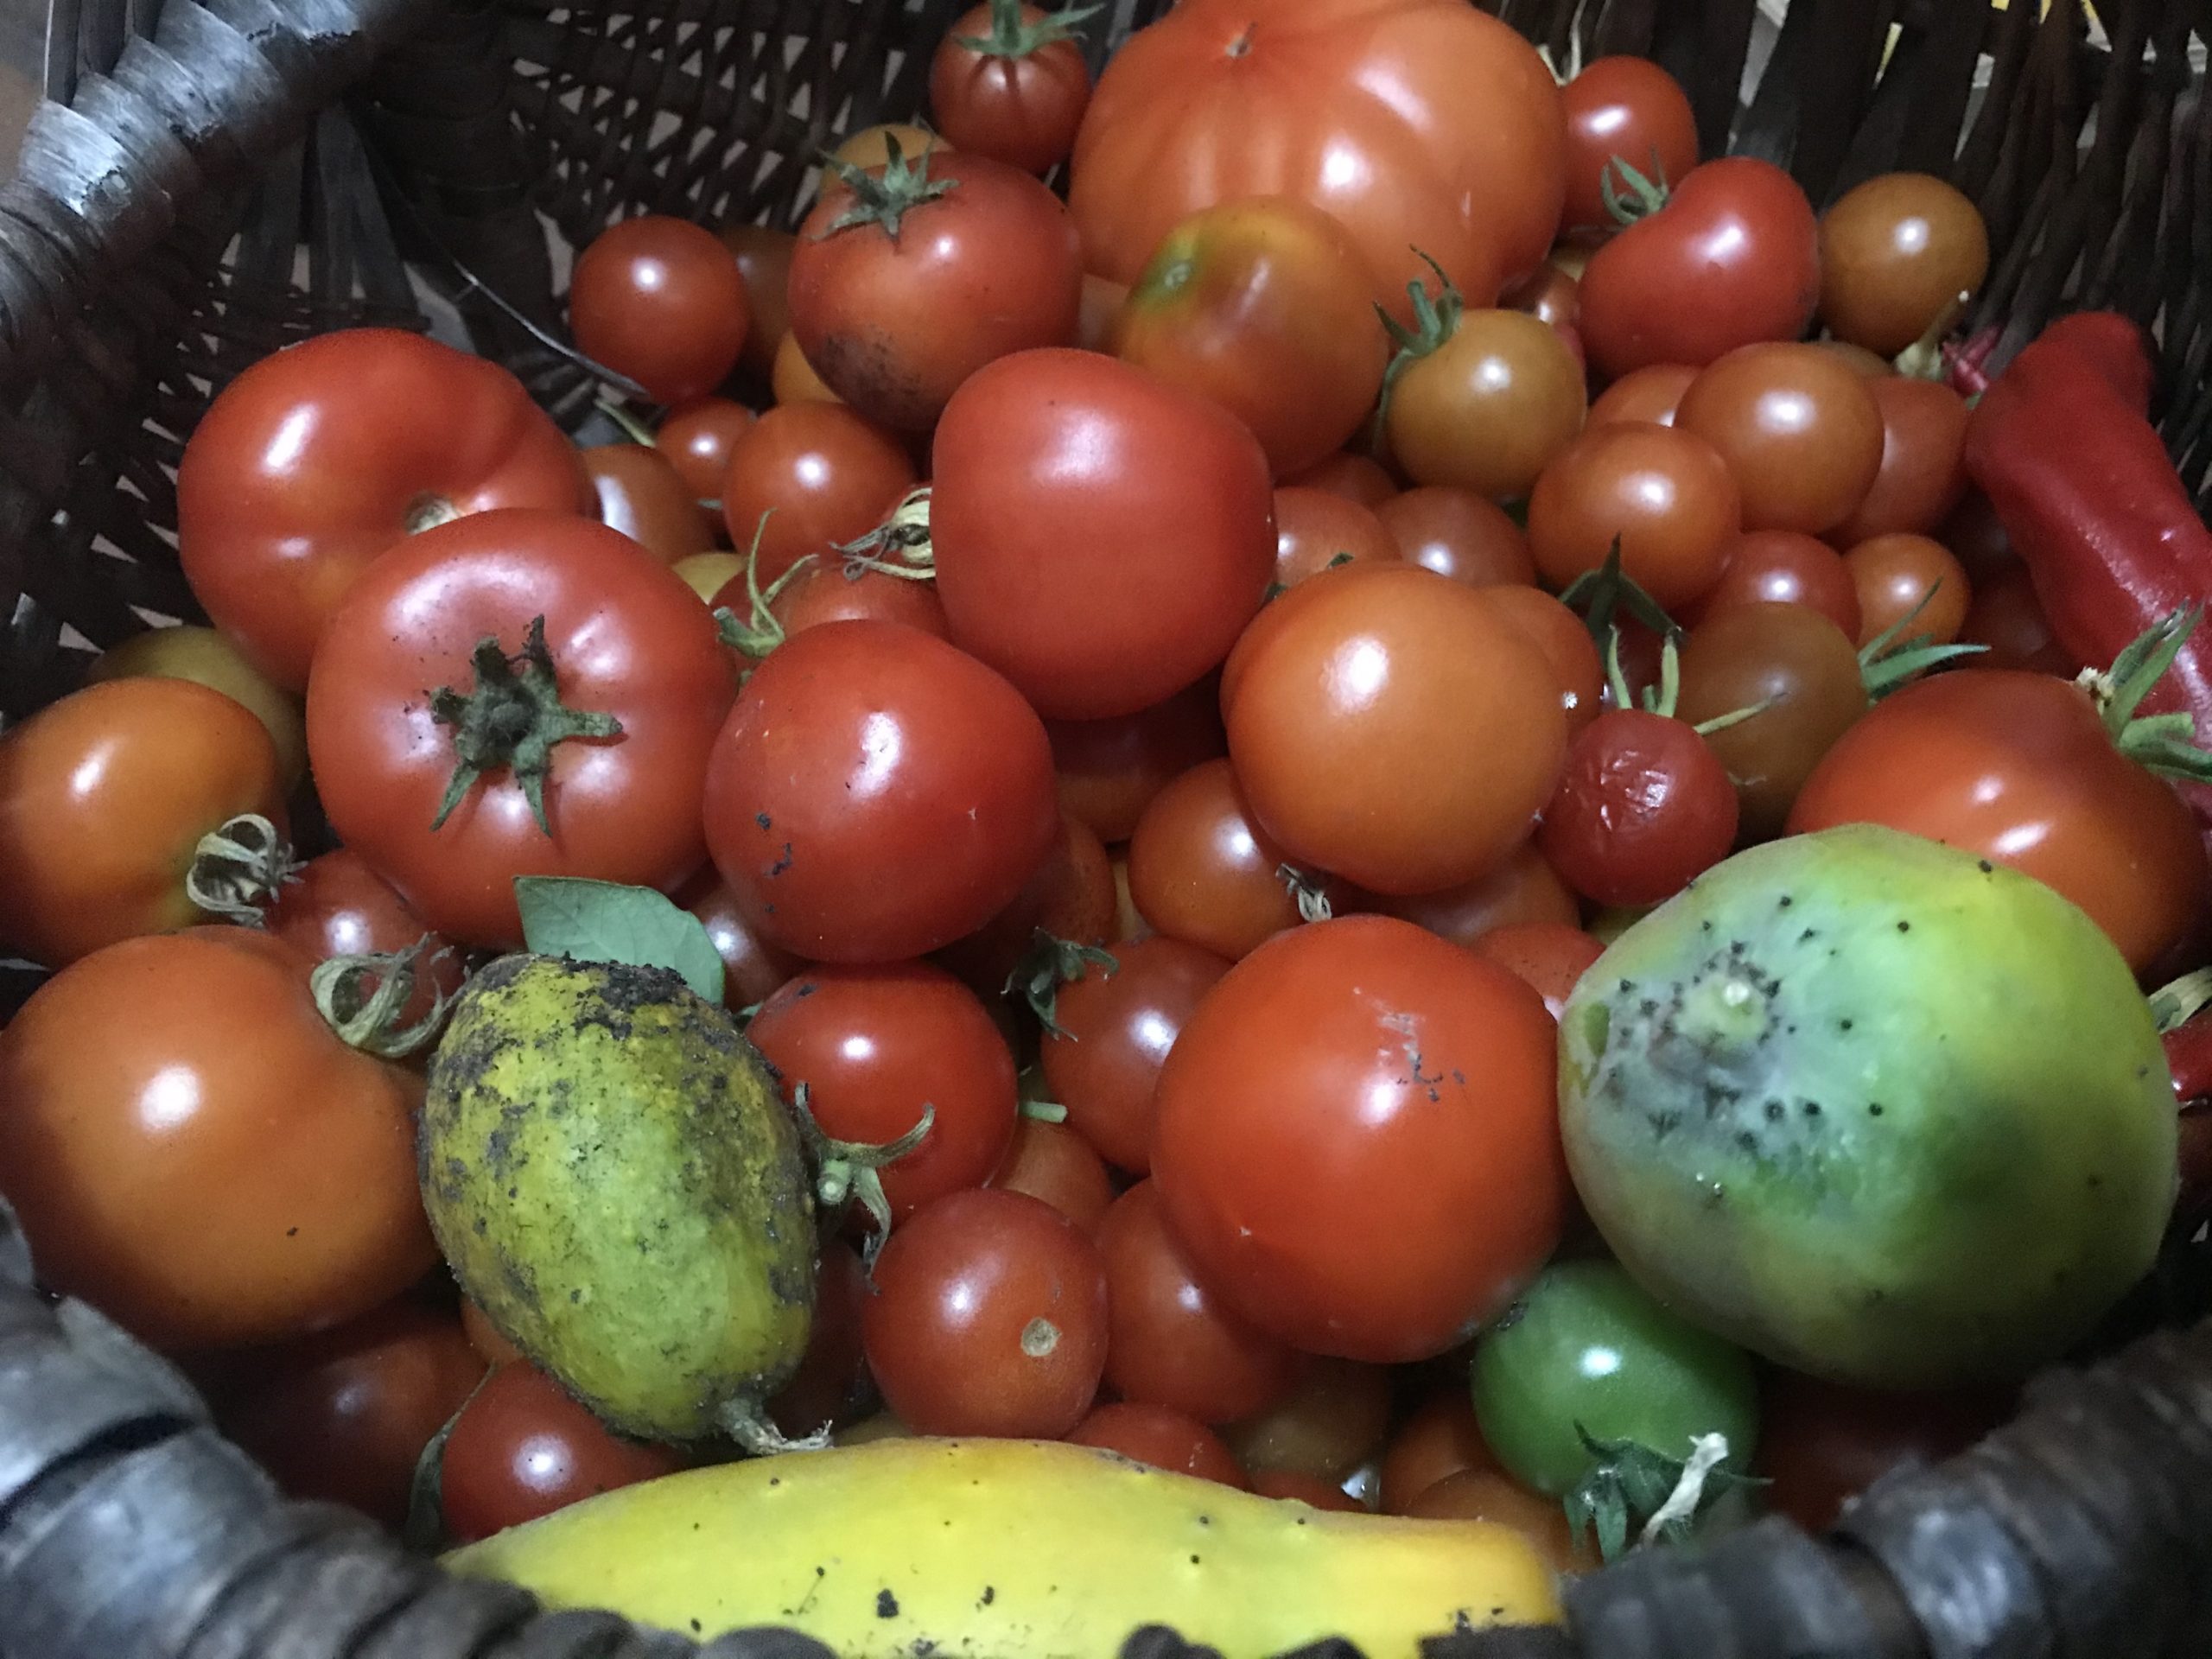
left=429, top=614, right=626, bottom=836
left=952, top=0, right=1102, bottom=60
left=186, top=812, right=300, bottom=925
left=817, top=138, right=958, bottom=244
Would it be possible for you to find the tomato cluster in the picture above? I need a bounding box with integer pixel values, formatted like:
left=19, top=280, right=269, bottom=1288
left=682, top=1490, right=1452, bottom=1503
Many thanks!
left=0, top=0, right=2194, bottom=1577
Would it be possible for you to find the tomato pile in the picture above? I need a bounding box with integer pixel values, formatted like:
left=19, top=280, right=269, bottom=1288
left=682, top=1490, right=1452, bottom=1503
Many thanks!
left=0, top=0, right=2205, bottom=1593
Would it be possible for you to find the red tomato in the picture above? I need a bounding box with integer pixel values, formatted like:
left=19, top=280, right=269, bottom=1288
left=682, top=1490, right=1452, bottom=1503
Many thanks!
left=1817, top=173, right=1991, bottom=358
left=1153, top=916, right=1565, bottom=1362
left=85, top=624, right=308, bottom=794
left=265, top=849, right=466, bottom=1030
left=461, top=1300, right=524, bottom=1369
left=583, top=444, right=717, bottom=565
left=1127, top=760, right=1342, bottom=963
left=1252, top=1470, right=1365, bottom=1512
left=1692, top=531, right=1863, bottom=641
left=1828, top=376, right=1971, bottom=545
left=1535, top=709, right=1741, bottom=907
left=1047, top=681, right=1229, bottom=844
left=1788, top=671, right=2209, bottom=975
left=676, top=867, right=804, bottom=1014
left=1041, top=934, right=1233, bottom=1173
left=931, top=350, right=1276, bottom=720
left=1406, top=1470, right=1592, bottom=1575
left=791, top=152, right=1081, bottom=431
left=1528, top=420, right=1741, bottom=609
left=770, top=1240, right=873, bottom=1439
left=719, top=226, right=796, bottom=376
left=1284, top=451, right=1398, bottom=507
left=1357, top=840, right=1580, bottom=949
left=306, top=512, right=734, bottom=949
left=936, top=807, right=1116, bottom=997
left=570, top=216, right=750, bottom=405
left=713, top=555, right=950, bottom=659
left=1482, top=586, right=1606, bottom=738
left=1096, top=1181, right=1298, bottom=1425
left=1068, top=1402, right=1249, bottom=1488
left=703, top=620, right=1058, bottom=963
left=655, top=397, right=757, bottom=499
left=1503, top=261, right=1580, bottom=330
left=1961, top=567, right=2075, bottom=677
left=1757, top=1370, right=2011, bottom=1533
left=1560, top=57, right=1700, bottom=238
left=862, top=1188, right=1109, bottom=1437
left=1844, top=532, right=1971, bottom=648
left=1676, top=343, right=1886, bottom=536
left=1271, top=488, right=1401, bottom=590
left=991, top=1115, right=1116, bottom=1236
left=175, top=329, right=585, bottom=691
left=721, top=404, right=918, bottom=585
left=1378, top=1389, right=1496, bottom=1515
left=1471, top=922, right=1607, bottom=1023
left=1072, top=0, right=1567, bottom=318
left=441, top=1363, right=683, bottom=1544
left=1376, top=487, right=1536, bottom=589
left=1579, top=158, right=1821, bottom=378
left=222, top=1300, right=486, bottom=1527
left=0, top=929, right=435, bottom=1351
left=749, top=961, right=1017, bottom=1223
left=1225, top=563, right=1567, bottom=896
left=1079, top=273, right=1128, bottom=353
left=1224, top=1355, right=1390, bottom=1482
left=0, top=678, right=286, bottom=969
left=1113, top=197, right=1390, bottom=478
left=1587, top=363, right=1697, bottom=428
left=930, top=1, right=1094, bottom=174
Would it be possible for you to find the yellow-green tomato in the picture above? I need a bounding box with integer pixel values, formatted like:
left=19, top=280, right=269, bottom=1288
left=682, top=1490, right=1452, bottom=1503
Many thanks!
left=1386, top=309, right=1586, bottom=501
left=87, top=625, right=307, bottom=792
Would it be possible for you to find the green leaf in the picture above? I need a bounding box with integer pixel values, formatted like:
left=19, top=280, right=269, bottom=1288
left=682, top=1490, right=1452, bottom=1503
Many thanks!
left=1561, top=1426, right=1765, bottom=1563
left=515, top=877, right=726, bottom=1005
left=402, top=1367, right=493, bottom=1554
left=2150, top=967, right=2212, bottom=1035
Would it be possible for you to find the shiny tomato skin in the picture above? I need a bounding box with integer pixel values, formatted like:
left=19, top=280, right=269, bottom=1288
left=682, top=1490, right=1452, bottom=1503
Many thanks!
left=1844, top=532, right=1972, bottom=648
left=1470, top=921, right=1605, bottom=1023
left=441, top=1363, right=683, bottom=1544
left=931, top=349, right=1276, bottom=720
left=1535, top=709, right=1741, bottom=908
left=1817, top=173, right=1991, bottom=358
left=1377, top=486, right=1536, bottom=590
left=1047, top=680, right=1229, bottom=845
left=1356, top=840, right=1580, bottom=949
left=86, top=624, right=308, bottom=795
left=1096, top=1181, right=1299, bottom=1425
left=1560, top=57, right=1700, bottom=238
left=703, top=620, right=1058, bottom=963
left=676, top=867, right=804, bottom=1013
left=582, top=442, right=717, bottom=565
left=655, top=397, right=757, bottom=499
left=1481, top=586, right=1605, bottom=738
left=930, top=3, right=1093, bottom=173
left=265, top=849, right=467, bottom=1030
left=1153, top=915, right=1566, bottom=1362
left=1788, top=671, right=2209, bottom=975
left=307, top=511, right=735, bottom=949
left=1387, top=309, right=1588, bottom=501
left=1127, top=759, right=1339, bottom=963
left=1587, top=362, right=1698, bottom=428
left=1379, top=1389, right=1496, bottom=1515
left=748, top=960, right=1018, bottom=1221
left=1676, top=343, right=1885, bottom=536
left=570, top=215, right=751, bottom=405
left=991, top=1116, right=1116, bottom=1236
left=1285, top=451, right=1399, bottom=507
left=721, top=403, right=918, bottom=584
left=1529, top=420, right=1742, bottom=611
left=1692, top=531, right=1863, bottom=641
left=1828, top=376, right=1971, bottom=545
left=1271, top=487, right=1402, bottom=591
left=1226, top=563, right=1568, bottom=896
left=791, top=153, right=1082, bottom=431
left=1069, top=1402, right=1249, bottom=1488
left=1114, top=197, right=1390, bottom=478
left=0, top=929, right=435, bottom=1352
left=1073, top=0, right=1565, bottom=318
left=175, top=329, right=586, bottom=691
left=0, top=677, right=287, bottom=969
left=1579, top=158, right=1821, bottom=378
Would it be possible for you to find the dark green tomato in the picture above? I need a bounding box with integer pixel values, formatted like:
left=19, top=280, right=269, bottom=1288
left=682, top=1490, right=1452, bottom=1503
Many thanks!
left=1470, top=1259, right=1760, bottom=1497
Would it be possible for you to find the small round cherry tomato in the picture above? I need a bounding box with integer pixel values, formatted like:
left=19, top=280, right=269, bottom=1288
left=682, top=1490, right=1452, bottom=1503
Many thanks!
left=1536, top=709, right=1740, bottom=907
left=1961, top=567, right=2073, bottom=676
left=1692, top=531, right=1863, bottom=640
left=1844, top=532, right=1970, bottom=648
left=930, top=1, right=1094, bottom=174
left=1405, top=1471, right=1593, bottom=1575
left=1675, top=343, right=1885, bottom=535
left=1069, top=1402, right=1249, bottom=1488
left=571, top=216, right=750, bottom=405
left=441, top=1363, right=683, bottom=1544
left=1483, top=587, right=1606, bottom=737
left=265, top=849, right=466, bottom=1030
left=1471, top=921, right=1606, bottom=1022
left=1828, top=376, right=1971, bottom=545
left=862, top=1187, right=1109, bottom=1437
left=936, top=807, right=1115, bottom=997
left=1251, top=1470, right=1365, bottom=1512
left=990, top=1114, right=1115, bottom=1236
left=1587, top=363, right=1697, bottom=428
left=1559, top=57, right=1700, bottom=238
left=1046, top=681, right=1228, bottom=845
left=1379, top=1389, right=1497, bottom=1515
left=582, top=443, right=716, bottom=565
left=717, top=226, right=795, bottom=375
left=86, top=625, right=308, bottom=795
left=1818, top=173, right=1990, bottom=357
left=1756, top=1370, right=2011, bottom=1533
left=1042, top=935, right=1232, bottom=1173
left=676, top=868, right=804, bottom=1013
left=772, top=331, right=842, bottom=406
left=1376, top=486, right=1535, bottom=589
left=1223, top=1356, right=1390, bottom=1484
left=1284, top=451, right=1398, bottom=508
left=655, top=397, right=757, bottom=499
left=1355, top=841, right=1580, bottom=950
left=1272, top=486, right=1401, bottom=590
left=1529, top=421, right=1741, bottom=609
left=1127, top=760, right=1338, bottom=964
left=721, top=404, right=918, bottom=584
left=770, top=1240, right=873, bottom=1440
left=1387, top=309, right=1587, bottom=503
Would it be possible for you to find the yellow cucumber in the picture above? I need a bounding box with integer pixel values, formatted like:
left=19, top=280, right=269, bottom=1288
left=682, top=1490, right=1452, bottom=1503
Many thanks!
left=448, top=1437, right=1561, bottom=1658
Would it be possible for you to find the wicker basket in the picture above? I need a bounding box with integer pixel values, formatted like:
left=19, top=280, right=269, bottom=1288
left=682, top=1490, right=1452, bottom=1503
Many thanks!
left=0, top=2, right=2209, bottom=1656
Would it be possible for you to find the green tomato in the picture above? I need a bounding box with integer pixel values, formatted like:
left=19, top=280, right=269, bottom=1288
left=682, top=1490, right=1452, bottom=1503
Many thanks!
left=1470, top=1259, right=1760, bottom=1497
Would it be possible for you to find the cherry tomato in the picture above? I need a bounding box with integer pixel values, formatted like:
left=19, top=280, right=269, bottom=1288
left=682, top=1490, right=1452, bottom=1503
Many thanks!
left=1041, top=935, right=1231, bottom=1173
left=1376, top=486, right=1536, bottom=589
left=1691, top=531, right=1863, bottom=640
left=1756, top=1370, right=2011, bottom=1533
left=936, top=807, right=1115, bottom=996
left=830, top=124, right=949, bottom=170
left=791, top=152, right=1081, bottom=431
left=1529, top=421, right=1741, bottom=609
left=991, top=1114, right=1115, bottom=1236
left=0, top=929, right=435, bottom=1351
left=703, top=620, right=1058, bottom=963
left=1127, top=760, right=1338, bottom=964
left=264, top=849, right=466, bottom=1030
left=1114, top=197, right=1390, bottom=478
left=1357, top=840, right=1580, bottom=949
left=930, top=1, right=1093, bottom=173
left=441, top=1363, right=683, bottom=1544
left=770, top=1240, right=873, bottom=1439
left=749, top=960, right=1016, bottom=1221
left=1675, top=602, right=1869, bottom=839
left=1580, top=157, right=1820, bottom=378
left=1251, top=1470, right=1365, bottom=1512
left=1284, top=451, right=1399, bottom=508
left=1224, top=1356, right=1390, bottom=1483
left=582, top=442, right=716, bottom=565
left=714, top=556, right=950, bottom=662
left=1379, top=1389, right=1497, bottom=1515
left=1388, top=309, right=1587, bottom=502
left=571, top=216, right=750, bottom=405
left=1789, top=670, right=2209, bottom=975
left=1272, top=486, right=1402, bottom=590
left=862, top=1187, right=1109, bottom=1437
left=675, top=867, right=804, bottom=1014
left=1961, top=566, right=2074, bottom=677
left=1502, top=262, right=1580, bottom=330
left=307, top=512, right=734, bottom=949
left=1405, top=1471, right=1593, bottom=1575
left=717, top=226, right=795, bottom=376
left=932, top=349, right=1275, bottom=720
left=222, top=1299, right=485, bottom=1527
left=1482, top=586, right=1606, bottom=737
left=175, top=329, right=586, bottom=691
left=1069, top=1402, right=1249, bottom=1488
left=1828, top=376, right=1971, bottom=545
left=1818, top=173, right=1990, bottom=357
left=1844, top=532, right=1971, bottom=649
left=1154, top=916, right=1564, bottom=1361
left=720, top=404, right=918, bottom=584
left=772, top=331, right=842, bottom=406
left=461, top=1300, right=524, bottom=1368
left=86, top=625, right=308, bottom=794
left=655, top=397, right=756, bottom=500
left=1560, top=58, right=1699, bottom=242
left=1676, top=344, right=1885, bottom=536
left=1587, top=363, right=1696, bottom=428
left=0, top=678, right=287, bottom=969
left=1226, top=563, right=1567, bottom=896
left=1046, top=681, right=1228, bottom=844
left=1471, top=922, right=1607, bottom=1022
left=1537, top=709, right=1740, bottom=907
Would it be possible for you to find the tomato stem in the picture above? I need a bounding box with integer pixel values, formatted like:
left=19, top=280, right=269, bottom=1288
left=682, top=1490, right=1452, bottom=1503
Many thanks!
left=816, top=140, right=958, bottom=243
left=836, top=487, right=937, bottom=581
left=1891, top=291, right=1972, bottom=381
left=185, top=812, right=299, bottom=925
left=311, top=937, right=456, bottom=1059
left=1559, top=538, right=1678, bottom=649
left=593, top=398, right=658, bottom=447
left=951, top=0, right=1103, bottom=60
left=1599, top=151, right=1673, bottom=227
left=1274, top=864, right=1333, bottom=924
left=791, top=1083, right=938, bottom=1268
left=1370, top=249, right=1463, bottom=448
left=1007, top=929, right=1119, bottom=1035
left=2151, top=967, right=2212, bottom=1035
left=716, top=510, right=809, bottom=660
left=428, top=615, right=626, bottom=836
left=2079, top=605, right=2212, bottom=783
